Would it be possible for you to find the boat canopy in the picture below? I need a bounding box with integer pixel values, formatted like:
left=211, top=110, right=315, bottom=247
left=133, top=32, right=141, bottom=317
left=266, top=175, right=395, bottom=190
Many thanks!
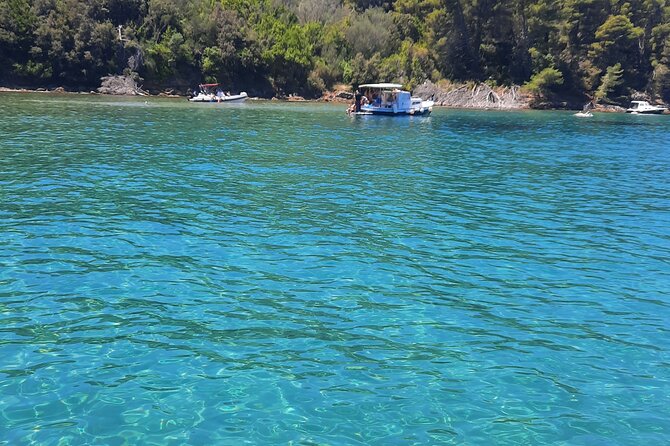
left=359, top=83, right=403, bottom=89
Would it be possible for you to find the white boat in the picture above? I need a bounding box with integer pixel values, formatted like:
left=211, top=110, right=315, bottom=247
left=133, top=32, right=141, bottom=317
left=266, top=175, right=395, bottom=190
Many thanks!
left=189, top=83, right=247, bottom=103
left=625, top=100, right=667, bottom=114
left=353, top=83, right=433, bottom=116
left=574, top=102, right=594, bottom=117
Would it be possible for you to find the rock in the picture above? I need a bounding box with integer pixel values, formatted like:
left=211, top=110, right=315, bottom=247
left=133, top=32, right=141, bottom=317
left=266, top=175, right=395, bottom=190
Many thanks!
left=317, top=90, right=352, bottom=102
left=630, top=91, right=649, bottom=101
left=158, top=91, right=181, bottom=98
left=336, top=91, right=353, bottom=100
left=414, top=80, right=531, bottom=109
left=594, top=104, right=626, bottom=113
left=98, top=74, right=148, bottom=96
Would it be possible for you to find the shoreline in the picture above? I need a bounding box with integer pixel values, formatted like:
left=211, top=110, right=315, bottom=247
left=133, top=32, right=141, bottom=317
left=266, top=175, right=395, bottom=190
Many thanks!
left=0, top=85, right=651, bottom=113
left=0, top=85, right=533, bottom=109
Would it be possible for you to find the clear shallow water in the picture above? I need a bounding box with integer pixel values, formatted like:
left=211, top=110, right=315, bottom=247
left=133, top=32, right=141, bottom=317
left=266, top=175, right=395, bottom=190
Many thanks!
left=1, top=93, right=669, bottom=445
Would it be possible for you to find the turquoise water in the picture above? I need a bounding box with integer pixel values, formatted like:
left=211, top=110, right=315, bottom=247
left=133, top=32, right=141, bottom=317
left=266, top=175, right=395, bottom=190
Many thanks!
left=1, top=93, right=669, bottom=445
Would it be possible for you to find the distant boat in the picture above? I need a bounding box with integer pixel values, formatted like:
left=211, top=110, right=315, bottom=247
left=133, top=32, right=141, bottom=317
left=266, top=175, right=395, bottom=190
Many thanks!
left=189, top=83, right=247, bottom=103
left=350, top=83, right=433, bottom=116
left=625, top=100, right=667, bottom=115
left=574, top=101, right=594, bottom=117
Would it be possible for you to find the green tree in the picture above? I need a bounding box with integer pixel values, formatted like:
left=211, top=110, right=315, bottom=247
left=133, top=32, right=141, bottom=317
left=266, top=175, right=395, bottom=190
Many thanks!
left=650, top=63, right=670, bottom=101
left=346, top=52, right=380, bottom=86
left=0, top=0, right=37, bottom=62
left=345, top=8, right=397, bottom=59
left=595, top=63, right=624, bottom=102
left=524, top=66, right=564, bottom=95
left=27, top=0, right=117, bottom=86
left=259, top=16, right=314, bottom=94
left=590, top=15, right=643, bottom=75
left=0, top=0, right=668, bottom=100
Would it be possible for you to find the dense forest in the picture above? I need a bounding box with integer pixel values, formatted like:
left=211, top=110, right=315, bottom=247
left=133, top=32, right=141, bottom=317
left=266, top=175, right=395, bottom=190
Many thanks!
left=1, top=0, right=669, bottom=102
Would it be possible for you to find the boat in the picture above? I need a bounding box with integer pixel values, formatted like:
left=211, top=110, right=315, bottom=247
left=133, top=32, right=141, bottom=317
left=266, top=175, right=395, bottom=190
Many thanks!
left=625, top=100, right=667, bottom=114
left=352, top=83, right=434, bottom=116
left=189, top=83, right=247, bottom=103
left=574, top=102, right=594, bottom=117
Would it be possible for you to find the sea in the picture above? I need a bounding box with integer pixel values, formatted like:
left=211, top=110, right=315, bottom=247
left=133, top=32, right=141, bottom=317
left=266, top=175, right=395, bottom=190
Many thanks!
left=1, top=93, right=669, bottom=445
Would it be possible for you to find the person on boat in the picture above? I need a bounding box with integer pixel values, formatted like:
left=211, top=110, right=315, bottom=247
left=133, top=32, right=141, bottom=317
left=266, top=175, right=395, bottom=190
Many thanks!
left=364, top=89, right=373, bottom=103
left=370, top=93, right=380, bottom=106
left=354, top=89, right=362, bottom=112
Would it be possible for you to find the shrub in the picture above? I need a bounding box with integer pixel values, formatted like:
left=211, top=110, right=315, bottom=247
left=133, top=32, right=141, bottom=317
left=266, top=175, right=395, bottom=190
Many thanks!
left=524, top=67, right=564, bottom=95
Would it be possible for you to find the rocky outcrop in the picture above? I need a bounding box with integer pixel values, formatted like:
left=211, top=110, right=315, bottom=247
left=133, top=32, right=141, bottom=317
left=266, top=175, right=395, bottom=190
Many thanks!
left=593, top=104, right=626, bottom=113
left=413, top=80, right=531, bottom=109
left=97, top=74, right=148, bottom=96
left=319, top=90, right=354, bottom=102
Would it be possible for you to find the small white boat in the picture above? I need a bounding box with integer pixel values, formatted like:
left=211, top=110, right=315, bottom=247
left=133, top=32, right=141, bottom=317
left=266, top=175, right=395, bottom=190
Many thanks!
left=189, top=83, right=247, bottom=103
left=625, top=100, right=667, bottom=114
left=351, top=83, right=433, bottom=116
left=574, top=102, right=594, bottom=117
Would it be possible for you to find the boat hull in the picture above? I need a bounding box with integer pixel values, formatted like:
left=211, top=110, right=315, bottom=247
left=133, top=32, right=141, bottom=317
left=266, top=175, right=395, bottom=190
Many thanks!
left=357, top=105, right=433, bottom=116
left=189, top=92, right=248, bottom=103
left=361, top=109, right=432, bottom=116
left=625, top=109, right=665, bottom=115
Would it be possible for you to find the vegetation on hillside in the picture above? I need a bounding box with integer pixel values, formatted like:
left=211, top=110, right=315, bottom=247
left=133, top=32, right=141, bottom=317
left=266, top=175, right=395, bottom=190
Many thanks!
left=1, top=0, right=669, bottom=102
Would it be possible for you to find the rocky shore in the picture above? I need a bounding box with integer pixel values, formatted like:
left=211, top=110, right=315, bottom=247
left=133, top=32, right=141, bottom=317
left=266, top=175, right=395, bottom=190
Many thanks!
left=97, top=74, right=149, bottom=96
left=413, top=80, right=531, bottom=109
left=2, top=76, right=664, bottom=113
left=317, top=81, right=532, bottom=109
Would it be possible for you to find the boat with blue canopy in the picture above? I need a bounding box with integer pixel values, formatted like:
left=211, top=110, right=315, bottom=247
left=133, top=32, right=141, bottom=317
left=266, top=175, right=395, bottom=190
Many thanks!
left=350, top=83, right=434, bottom=116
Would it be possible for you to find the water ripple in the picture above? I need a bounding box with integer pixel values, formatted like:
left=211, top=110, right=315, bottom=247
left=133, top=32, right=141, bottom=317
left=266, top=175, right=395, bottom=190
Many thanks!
left=1, top=94, right=670, bottom=444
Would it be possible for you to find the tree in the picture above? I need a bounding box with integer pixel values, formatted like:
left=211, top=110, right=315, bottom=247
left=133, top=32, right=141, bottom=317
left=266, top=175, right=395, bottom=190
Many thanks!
left=524, top=66, right=564, bottom=95
left=345, top=52, right=380, bottom=86
left=260, top=18, right=314, bottom=94
left=345, top=8, right=397, bottom=59
left=590, top=15, right=644, bottom=88
left=595, top=63, right=624, bottom=102
left=26, top=0, right=117, bottom=86
left=650, top=63, right=670, bottom=101
left=0, top=0, right=668, bottom=100
left=0, top=0, right=37, bottom=69
left=427, top=4, right=478, bottom=81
